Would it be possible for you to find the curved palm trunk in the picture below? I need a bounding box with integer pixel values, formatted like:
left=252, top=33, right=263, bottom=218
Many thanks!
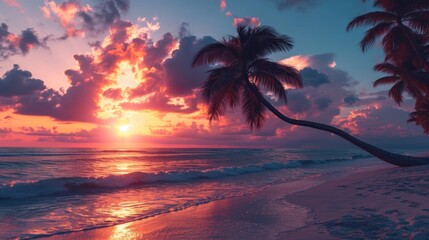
left=248, top=83, right=429, bottom=167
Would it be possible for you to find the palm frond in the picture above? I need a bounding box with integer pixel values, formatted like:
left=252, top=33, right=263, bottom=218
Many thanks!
left=243, top=26, right=294, bottom=59
left=360, top=22, right=393, bottom=51
left=201, top=66, right=244, bottom=120
left=249, top=59, right=302, bottom=88
left=192, top=42, right=239, bottom=67
left=242, top=85, right=266, bottom=130
left=373, top=62, right=400, bottom=74
left=251, top=71, right=287, bottom=103
left=373, top=76, right=400, bottom=87
left=388, top=81, right=405, bottom=104
left=347, top=11, right=396, bottom=31
left=405, top=10, right=429, bottom=33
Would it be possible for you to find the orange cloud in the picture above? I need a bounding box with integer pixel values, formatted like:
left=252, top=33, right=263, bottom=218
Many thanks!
left=280, top=55, right=311, bottom=71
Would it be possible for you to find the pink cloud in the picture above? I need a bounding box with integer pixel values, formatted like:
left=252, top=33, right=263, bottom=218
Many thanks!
left=233, top=17, right=261, bottom=28
left=220, top=0, right=227, bottom=11
left=2, top=0, right=19, bottom=7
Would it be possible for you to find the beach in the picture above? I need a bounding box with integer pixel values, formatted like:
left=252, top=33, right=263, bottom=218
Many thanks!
left=2, top=148, right=429, bottom=239
left=42, top=162, right=429, bottom=239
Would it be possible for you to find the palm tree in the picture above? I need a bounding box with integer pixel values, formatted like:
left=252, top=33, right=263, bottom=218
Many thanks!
left=372, top=60, right=429, bottom=104
left=193, top=25, right=429, bottom=167
left=347, top=0, right=429, bottom=71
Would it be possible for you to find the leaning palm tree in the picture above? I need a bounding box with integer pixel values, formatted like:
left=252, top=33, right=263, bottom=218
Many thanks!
left=193, top=25, right=429, bottom=167
left=347, top=0, right=429, bottom=71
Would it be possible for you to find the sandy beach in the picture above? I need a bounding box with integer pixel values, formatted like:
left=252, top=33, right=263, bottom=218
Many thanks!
left=41, top=162, right=429, bottom=239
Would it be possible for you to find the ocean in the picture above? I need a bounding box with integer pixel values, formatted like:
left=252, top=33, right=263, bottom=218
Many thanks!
left=0, top=147, right=421, bottom=239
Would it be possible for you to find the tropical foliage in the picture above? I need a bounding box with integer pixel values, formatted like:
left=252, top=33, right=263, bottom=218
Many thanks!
left=348, top=0, right=429, bottom=133
left=193, top=26, right=302, bottom=129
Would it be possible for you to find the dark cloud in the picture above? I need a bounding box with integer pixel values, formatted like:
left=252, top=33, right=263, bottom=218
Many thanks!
left=163, top=35, right=216, bottom=96
left=144, top=33, right=176, bottom=69
left=307, top=53, right=335, bottom=70
left=0, top=65, right=45, bottom=97
left=269, top=0, right=319, bottom=11
left=314, top=96, right=332, bottom=110
left=16, top=88, right=61, bottom=117
left=0, top=23, right=48, bottom=60
left=300, top=67, right=330, bottom=88
left=80, top=0, right=130, bottom=35
left=14, top=54, right=108, bottom=123
left=178, top=22, right=191, bottom=38
left=43, top=0, right=130, bottom=38
left=287, top=91, right=311, bottom=113
left=343, top=95, right=360, bottom=105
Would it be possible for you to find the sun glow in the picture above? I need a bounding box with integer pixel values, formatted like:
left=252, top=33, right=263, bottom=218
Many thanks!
left=118, top=124, right=130, bottom=133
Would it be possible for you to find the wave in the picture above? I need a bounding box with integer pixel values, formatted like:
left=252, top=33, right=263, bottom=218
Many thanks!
left=0, top=161, right=304, bottom=199
left=0, top=154, right=375, bottom=199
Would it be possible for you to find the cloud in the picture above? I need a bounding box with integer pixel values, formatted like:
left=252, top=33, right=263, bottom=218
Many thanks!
left=42, top=0, right=130, bottom=38
left=16, top=125, right=114, bottom=143
left=287, top=92, right=311, bottom=113
left=233, top=17, right=261, bottom=27
left=0, top=65, right=45, bottom=97
left=163, top=35, right=215, bottom=96
left=4, top=21, right=214, bottom=123
left=343, top=95, right=360, bottom=105
left=269, top=0, right=319, bottom=11
left=2, top=0, right=20, bottom=7
left=102, top=88, right=123, bottom=100
left=220, top=0, right=227, bottom=11
left=122, top=93, right=198, bottom=114
left=300, top=67, right=330, bottom=88
left=0, top=23, right=48, bottom=60
left=314, top=96, right=332, bottom=110
left=144, top=32, right=176, bottom=70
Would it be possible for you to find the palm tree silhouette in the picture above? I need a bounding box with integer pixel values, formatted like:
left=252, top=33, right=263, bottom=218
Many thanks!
left=347, top=0, right=429, bottom=71
left=193, top=25, right=429, bottom=167
left=372, top=60, right=429, bottom=104
left=348, top=0, right=429, bottom=134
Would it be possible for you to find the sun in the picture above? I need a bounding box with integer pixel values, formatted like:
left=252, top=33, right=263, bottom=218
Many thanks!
left=118, top=124, right=130, bottom=134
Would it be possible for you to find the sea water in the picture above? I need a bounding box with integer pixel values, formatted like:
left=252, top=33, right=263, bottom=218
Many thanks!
left=0, top=148, right=419, bottom=239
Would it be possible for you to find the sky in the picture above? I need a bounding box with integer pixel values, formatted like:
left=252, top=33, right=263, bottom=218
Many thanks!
left=0, top=0, right=428, bottom=149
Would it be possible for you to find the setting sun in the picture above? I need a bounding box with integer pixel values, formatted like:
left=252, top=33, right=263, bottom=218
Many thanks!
left=118, top=124, right=130, bottom=133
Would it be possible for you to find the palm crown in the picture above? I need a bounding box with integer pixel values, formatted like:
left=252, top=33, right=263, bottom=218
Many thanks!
left=347, top=0, right=429, bottom=66
left=348, top=0, right=429, bottom=132
left=192, top=26, right=302, bottom=129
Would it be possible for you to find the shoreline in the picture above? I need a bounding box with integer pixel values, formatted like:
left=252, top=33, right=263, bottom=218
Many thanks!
left=42, top=178, right=327, bottom=240
left=43, top=163, right=429, bottom=239
left=41, top=164, right=379, bottom=240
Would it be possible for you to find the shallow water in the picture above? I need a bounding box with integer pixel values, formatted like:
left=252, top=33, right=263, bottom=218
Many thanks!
left=0, top=148, right=420, bottom=239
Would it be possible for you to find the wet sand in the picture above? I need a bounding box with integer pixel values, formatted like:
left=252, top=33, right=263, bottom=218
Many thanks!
left=44, top=164, right=429, bottom=239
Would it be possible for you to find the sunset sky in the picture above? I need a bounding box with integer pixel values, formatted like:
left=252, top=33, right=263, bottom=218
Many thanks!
left=0, top=0, right=428, bottom=148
